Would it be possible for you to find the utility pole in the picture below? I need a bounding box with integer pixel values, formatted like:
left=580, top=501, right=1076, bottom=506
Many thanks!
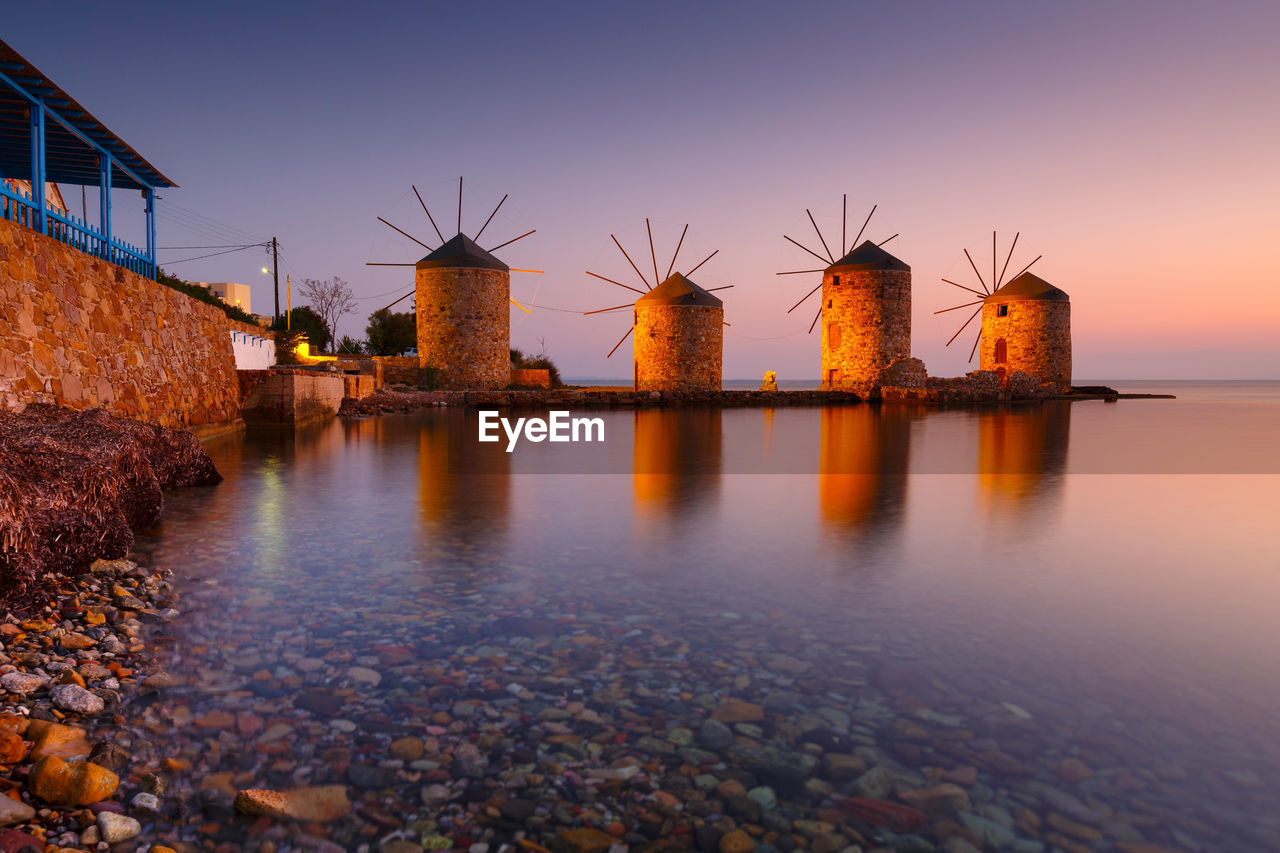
left=272, top=237, right=281, bottom=323
left=286, top=275, right=291, bottom=330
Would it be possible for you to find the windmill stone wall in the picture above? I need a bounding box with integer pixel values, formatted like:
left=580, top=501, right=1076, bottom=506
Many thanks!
left=634, top=304, right=723, bottom=392
left=980, top=272, right=1071, bottom=390
left=819, top=242, right=911, bottom=390
left=415, top=265, right=510, bottom=390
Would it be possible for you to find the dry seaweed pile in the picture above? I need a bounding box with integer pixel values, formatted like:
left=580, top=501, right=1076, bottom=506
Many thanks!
left=0, top=404, right=221, bottom=606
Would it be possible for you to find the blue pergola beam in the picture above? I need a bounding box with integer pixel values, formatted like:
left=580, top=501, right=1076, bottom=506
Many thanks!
left=0, top=69, right=165, bottom=190
left=0, top=39, right=175, bottom=278
left=28, top=97, right=44, bottom=234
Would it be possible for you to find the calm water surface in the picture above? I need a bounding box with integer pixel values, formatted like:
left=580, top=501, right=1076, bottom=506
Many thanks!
left=131, top=382, right=1280, bottom=851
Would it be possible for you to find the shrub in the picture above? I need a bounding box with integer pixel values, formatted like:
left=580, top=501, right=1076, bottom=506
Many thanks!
left=269, top=307, right=331, bottom=354
left=337, top=335, right=365, bottom=354
left=156, top=270, right=258, bottom=325
left=366, top=308, right=416, bottom=356
left=510, top=341, right=562, bottom=387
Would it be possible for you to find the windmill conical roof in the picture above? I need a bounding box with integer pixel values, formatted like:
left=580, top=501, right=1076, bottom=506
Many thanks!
left=827, top=240, right=910, bottom=273
left=986, top=271, right=1069, bottom=303
left=635, top=273, right=723, bottom=308
left=416, top=234, right=509, bottom=271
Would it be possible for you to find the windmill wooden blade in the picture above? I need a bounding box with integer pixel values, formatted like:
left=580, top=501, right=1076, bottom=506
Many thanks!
left=776, top=269, right=825, bottom=275
left=377, top=217, right=434, bottom=251
left=808, top=304, right=823, bottom=334
left=1008, top=254, right=1042, bottom=281
left=486, top=229, right=535, bottom=253
left=647, top=218, right=660, bottom=288
left=666, top=223, right=688, bottom=279
left=457, top=176, right=463, bottom=234
left=946, top=306, right=982, bottom=346
left=584, top=302, right=635, bottom=315
left=788, top=281, right=823, bottom=313
left=942, top=277, right=986, bottom=297
left=612, top=234, right=652, bottom=289
left=807, top=209, right=834, bottom=262
left=785, top=235, right=831, bottom=266
left=606, top=326, right=633, bottom=358
left=705, top=285, right=734, bottom=292
left=366, top=262, right=416, bottom=266
left=474, top=193, right=508, bottom=243
left=877, top=233, right=899, bottom=246
left=850, top=204, right=876, bottom=254
left=686, top=249, right=718, bottom=277
left=964, top=248, right=988, bottom=294
left=412, top=184, right=446, bottom=243
left=842, top=194, right=847, bottom=257
left=379, top=289, right=415, bottom=313
left=992, top=231, right=997, bottom=296
left=509, top=268, right=545, bottom=274
left=997, top=231, right=1020, bottom=289
left=934, top=299, right=984, bottom=315
left=968, top=326, right=982, bottom=362
left=587, top=270, right=646, bottom=295
left=509, top=298, right=531, bottom=315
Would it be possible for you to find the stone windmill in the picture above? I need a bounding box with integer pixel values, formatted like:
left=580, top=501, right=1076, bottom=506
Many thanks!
left=778, top=196, right=909, bottom=390
left=936, top=232, right=1071, bottom=389
left=366, top=178, right=540, bottom=389
left=583, top=220, right=732, bottom=392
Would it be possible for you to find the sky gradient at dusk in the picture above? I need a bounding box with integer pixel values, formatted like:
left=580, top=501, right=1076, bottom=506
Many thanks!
left=7, top=1, right=1277, bottom=378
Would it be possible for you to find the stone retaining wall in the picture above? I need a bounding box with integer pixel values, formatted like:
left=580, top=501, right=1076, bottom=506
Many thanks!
left=511, top=368, right=551, bottom=388
left=0, top=218, right=241, bottom=431
left=240, top=369, right=345, bottom=425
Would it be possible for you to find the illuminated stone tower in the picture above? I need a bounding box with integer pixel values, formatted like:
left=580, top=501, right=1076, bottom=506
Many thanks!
left=980, top=271, right=1071, bottom=390
left=820, top=241, right=911, bottom=390
left=633, top=273, right=723, bottom=392
left=415, top=234, right=510, bottom=390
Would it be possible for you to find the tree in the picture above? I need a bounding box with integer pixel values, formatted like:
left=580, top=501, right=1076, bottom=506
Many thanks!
left=365, top=308, right=417, bottom=356
left=297, top=277, right=357, bottom=354
left=337, top=335, right=365, bottom=354
left=269, top=306, right=331, bottom=354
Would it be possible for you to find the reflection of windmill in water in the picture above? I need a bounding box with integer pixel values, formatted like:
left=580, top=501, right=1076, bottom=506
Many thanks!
left=583, top=221, right=732, bottom=391
left=818, top=406, right=913, bottom=535
left=417, top=409, right=511, bottom=544
left=937, top=232, right=1072, bottom=389
left=632, top=408, right=722, bottom=518
left=978, top=401, right=1071, bottom=517
left=366, top=178, right=541, bottom=389
left=778, top=196, right=910, bottom=390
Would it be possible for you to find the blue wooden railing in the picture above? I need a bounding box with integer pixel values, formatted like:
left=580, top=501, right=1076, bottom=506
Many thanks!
left=0, top=181, right=155, bottom=278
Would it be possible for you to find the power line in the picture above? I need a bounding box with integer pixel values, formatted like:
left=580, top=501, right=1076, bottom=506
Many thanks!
left=162, top=245, right=267, bottom=265
left=158, top=242, right=267, bottom=250
left=156, top=208, right=261, bottom=246
left=161, top=199, right=265, bottom=244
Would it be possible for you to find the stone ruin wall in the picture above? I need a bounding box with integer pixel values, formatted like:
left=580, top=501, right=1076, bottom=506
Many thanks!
left=634, top=305, right=723, bottom=392
left=981, top=301, right=1072, bottom=389
left=415, top=267, right=509, bottom=390
left=821, top=269, right=911, bottom=390
left=0, top=217, right=241, bottom=432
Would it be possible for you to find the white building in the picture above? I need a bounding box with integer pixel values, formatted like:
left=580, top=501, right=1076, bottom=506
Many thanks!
left=201, top=281, right=252, bottom=315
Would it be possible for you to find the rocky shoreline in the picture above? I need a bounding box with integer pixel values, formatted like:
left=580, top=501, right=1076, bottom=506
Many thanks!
left=0, top=554, right=179, bottom=852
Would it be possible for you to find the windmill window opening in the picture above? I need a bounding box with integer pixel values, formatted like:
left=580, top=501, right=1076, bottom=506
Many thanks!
left=998, top=304, right=1009, bottom=317
left=995, top=338, right=1008, bottom=364
left=827, top=299, right=833, bottom=308
left=832, top=275, right=840, bottom=286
